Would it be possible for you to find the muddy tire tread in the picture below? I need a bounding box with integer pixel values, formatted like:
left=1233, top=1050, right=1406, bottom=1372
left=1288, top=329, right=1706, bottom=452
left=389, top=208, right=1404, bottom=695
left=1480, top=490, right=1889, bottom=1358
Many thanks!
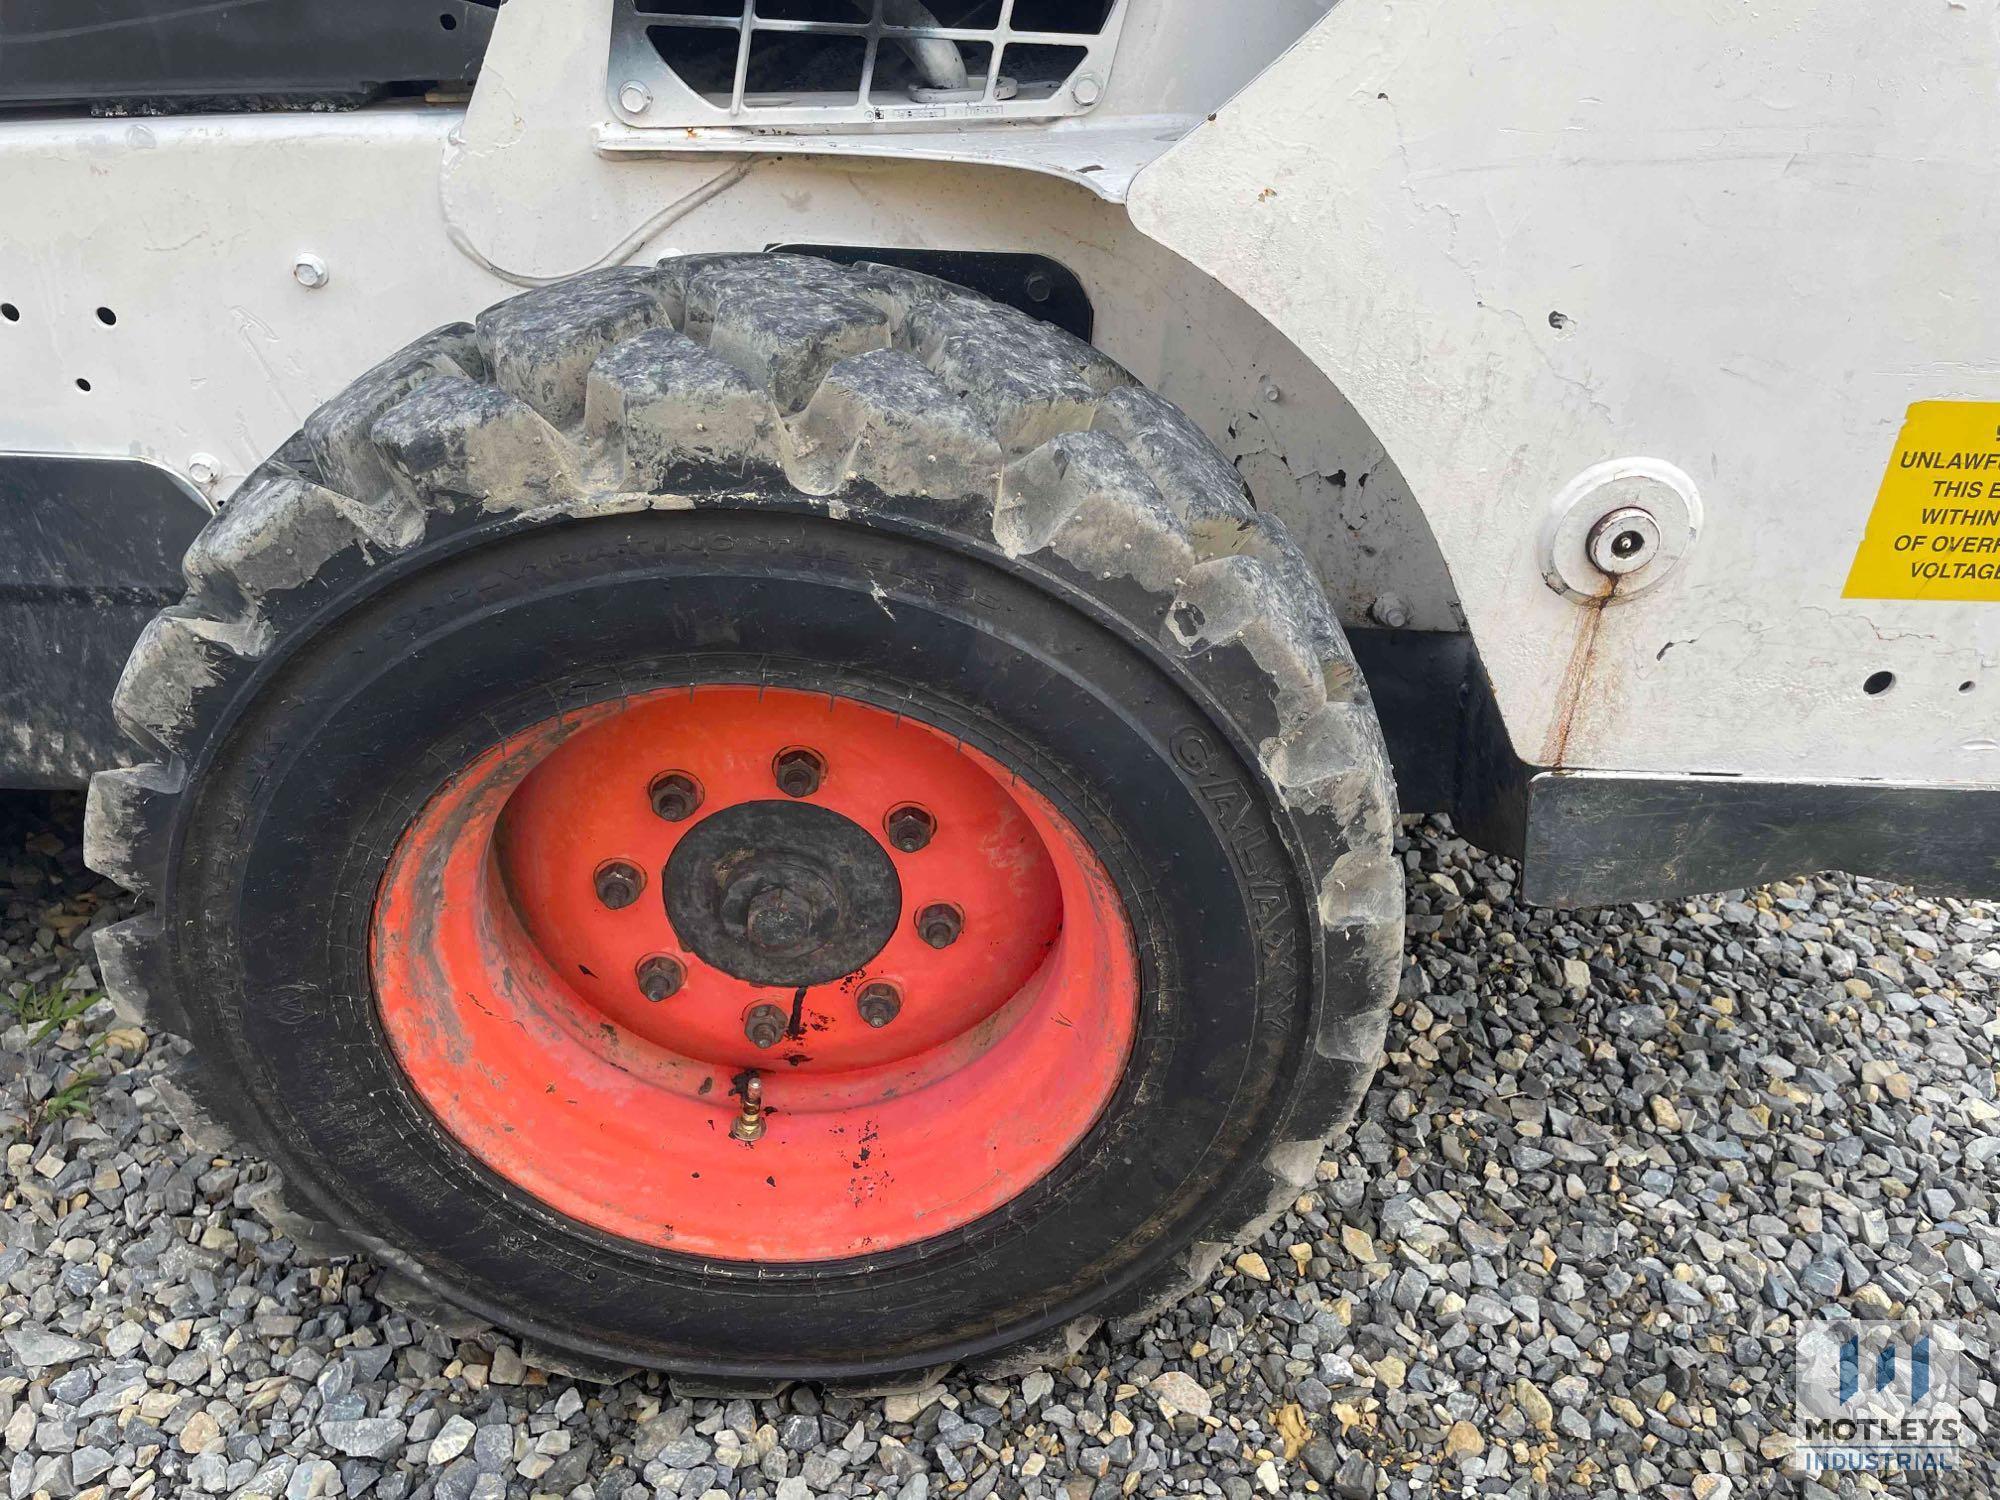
left=84, top=254, right=1403, bottom=1376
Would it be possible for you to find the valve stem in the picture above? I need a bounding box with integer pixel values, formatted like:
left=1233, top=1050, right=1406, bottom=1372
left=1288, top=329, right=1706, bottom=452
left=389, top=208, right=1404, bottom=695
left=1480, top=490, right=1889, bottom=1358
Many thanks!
left=730, top=1074, right=766, bottom=1143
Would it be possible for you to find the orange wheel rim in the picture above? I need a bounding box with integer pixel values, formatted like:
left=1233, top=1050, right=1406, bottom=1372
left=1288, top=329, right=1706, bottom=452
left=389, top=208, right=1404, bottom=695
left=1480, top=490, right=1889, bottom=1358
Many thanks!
left=371, top=685, right=1140, bottom=1260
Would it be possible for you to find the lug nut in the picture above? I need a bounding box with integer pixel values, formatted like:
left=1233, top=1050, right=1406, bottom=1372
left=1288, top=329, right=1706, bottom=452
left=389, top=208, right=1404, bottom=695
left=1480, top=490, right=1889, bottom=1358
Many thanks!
left=635, top=954, right=684, bottom=1001
left=915, top=903, right=962, bottom=949
left=649, top=771, right=702, bottom=822
left=856, top=982, right=902, bottom=1028
left=773, top=748, right=825, bottom=798
left=744, top=1002, right=788, bottom=1049
left=884, top=804, right=936, bottom=853
left=594, top=860, right=643, bottom=910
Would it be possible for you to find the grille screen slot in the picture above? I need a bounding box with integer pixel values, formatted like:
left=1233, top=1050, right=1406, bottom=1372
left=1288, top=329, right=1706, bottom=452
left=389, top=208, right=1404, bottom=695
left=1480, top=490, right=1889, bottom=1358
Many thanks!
left=998, top=42, right=1086, bottom=102
left=1007, top=0, right=1112, bottom=31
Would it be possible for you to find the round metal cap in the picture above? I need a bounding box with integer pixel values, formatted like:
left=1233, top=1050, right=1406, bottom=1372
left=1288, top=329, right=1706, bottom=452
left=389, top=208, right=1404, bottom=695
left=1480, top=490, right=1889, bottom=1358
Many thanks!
left=664, top=800, right=901, bottom=986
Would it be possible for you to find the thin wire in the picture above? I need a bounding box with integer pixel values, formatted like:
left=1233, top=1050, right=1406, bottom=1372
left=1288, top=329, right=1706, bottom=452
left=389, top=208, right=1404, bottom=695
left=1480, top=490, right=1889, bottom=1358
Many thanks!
left=442, top=156, right=767, bottom=290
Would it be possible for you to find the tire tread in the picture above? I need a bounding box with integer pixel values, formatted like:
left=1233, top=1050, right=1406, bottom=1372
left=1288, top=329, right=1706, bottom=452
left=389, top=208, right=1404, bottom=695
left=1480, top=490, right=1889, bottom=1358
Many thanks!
left=86, top=252, right=1403, bottom=1379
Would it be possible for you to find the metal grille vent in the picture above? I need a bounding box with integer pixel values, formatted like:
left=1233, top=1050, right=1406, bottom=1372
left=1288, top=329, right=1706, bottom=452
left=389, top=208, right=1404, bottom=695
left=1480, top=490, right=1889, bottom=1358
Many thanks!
left=608, top=0, right=1126, bottom=131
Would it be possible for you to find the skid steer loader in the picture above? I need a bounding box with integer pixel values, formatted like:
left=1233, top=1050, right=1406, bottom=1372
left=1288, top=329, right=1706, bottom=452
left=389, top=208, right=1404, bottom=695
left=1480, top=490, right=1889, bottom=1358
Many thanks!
left=1, top=0, right=1994, bottom=1382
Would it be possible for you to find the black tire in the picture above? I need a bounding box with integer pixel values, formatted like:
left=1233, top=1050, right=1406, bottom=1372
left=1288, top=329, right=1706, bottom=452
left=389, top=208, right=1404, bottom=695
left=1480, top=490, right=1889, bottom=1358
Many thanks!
left=83, top=253, right=1402, bottom=1384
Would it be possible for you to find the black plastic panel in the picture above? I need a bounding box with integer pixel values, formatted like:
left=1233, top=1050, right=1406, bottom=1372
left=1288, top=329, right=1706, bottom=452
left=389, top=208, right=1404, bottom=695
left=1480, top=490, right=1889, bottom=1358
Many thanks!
left=1521, top=772, right=2000, bottom=907
left=0, top=1, right=500, bottom=114
left=0, top=455, right=208, bottom=788
left=769, top=245, right=1094, bottom=342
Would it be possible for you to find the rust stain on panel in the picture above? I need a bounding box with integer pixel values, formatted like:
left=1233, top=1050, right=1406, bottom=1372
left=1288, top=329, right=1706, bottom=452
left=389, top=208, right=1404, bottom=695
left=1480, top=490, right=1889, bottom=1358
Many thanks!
left=1541, top=581, right=1617, bottom=767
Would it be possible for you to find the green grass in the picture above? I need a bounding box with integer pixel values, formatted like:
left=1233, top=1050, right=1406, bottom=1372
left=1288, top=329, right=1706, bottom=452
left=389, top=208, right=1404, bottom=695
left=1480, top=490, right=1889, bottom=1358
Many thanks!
left=5, top=983, right=98, bottom=1043
left=36, top=1070, right=99, bottom=1123
left=6, top=984, right=109, bottom=1125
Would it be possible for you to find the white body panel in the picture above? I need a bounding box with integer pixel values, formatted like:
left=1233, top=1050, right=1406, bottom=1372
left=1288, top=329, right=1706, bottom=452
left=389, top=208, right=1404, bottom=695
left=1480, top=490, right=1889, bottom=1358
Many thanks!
left=0, top=1, right=1453, bottom=633
left=5, top=0, right=1993, bottom=795
left=1129, top=1, right=2000, bottom=784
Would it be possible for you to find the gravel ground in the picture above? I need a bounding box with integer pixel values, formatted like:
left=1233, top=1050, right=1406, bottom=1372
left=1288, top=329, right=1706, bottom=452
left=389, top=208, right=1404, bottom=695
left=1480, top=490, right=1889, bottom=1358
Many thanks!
left=1, top=788, right=1994, bottom=1500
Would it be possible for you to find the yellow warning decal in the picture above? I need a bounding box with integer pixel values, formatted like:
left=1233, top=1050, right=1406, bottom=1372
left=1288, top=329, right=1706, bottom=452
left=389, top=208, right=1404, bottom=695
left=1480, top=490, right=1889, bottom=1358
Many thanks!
left=1846, top=401, right=2000, bottom=600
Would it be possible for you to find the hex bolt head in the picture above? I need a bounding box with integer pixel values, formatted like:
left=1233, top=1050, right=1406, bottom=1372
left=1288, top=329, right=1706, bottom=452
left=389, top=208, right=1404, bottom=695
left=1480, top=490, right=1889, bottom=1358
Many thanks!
left=1369, top=592, right=1411, bottom=629
left=744, top=1002, right=788, bottom=1049
left=594, top=860, right=643, bottom=910
left=884, top=804, right=936, bottom=853
left=292, top=253, right=330, bottom=290
left=618, top=79, right=652, bottom=114
left=856, top=982, right=902, bottom=1028
left=773, top=748, right=825, bottom=798
left=649, top=771, right=702, bottom=822
left=915, top=903, right=962, bottom=949
left=1071, top=72, right=1103, bottom=106
left=635, top=954, right=685, bottom=1002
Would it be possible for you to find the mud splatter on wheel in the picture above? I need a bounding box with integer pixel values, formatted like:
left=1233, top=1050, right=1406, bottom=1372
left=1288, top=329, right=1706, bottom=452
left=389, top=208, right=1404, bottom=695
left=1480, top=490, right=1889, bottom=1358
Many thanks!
left=84, top=253, right=1402, bottom=1382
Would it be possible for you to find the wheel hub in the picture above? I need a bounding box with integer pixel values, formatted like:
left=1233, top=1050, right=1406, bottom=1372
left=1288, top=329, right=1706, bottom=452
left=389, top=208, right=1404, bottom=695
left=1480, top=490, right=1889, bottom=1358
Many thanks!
left=370, top=683, right=1139, bottom=1260
left=667, top=800, right=901, bottom=985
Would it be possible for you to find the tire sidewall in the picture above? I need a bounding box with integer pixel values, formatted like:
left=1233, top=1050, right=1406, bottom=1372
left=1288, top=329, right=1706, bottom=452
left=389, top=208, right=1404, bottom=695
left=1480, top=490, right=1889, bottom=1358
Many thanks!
left=167, top=505, right=1326, bottom=1378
